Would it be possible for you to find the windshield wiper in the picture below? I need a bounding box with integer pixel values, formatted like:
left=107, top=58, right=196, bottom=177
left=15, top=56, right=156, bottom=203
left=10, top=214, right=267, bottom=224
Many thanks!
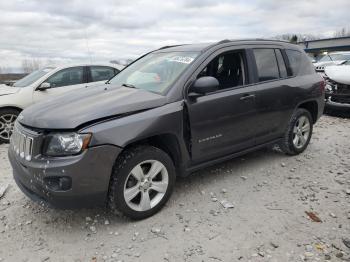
left=122, top=83, right=138, bottom=89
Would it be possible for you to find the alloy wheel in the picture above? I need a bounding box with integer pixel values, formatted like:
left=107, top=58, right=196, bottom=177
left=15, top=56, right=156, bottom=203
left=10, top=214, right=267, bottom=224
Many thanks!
left=292, top=115, right=311, bottom=149
left=123, top=160, right=169, bottom=212
left=0, top=114, right=17, bottom=141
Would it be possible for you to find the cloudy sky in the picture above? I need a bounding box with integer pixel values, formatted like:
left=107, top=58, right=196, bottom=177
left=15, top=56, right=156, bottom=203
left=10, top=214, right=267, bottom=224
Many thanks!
left=0, top=0, right=349, bottom=72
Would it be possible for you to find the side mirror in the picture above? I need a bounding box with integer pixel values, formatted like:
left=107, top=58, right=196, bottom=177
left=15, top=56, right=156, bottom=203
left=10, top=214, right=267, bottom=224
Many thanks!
left=37, top=82, right=51, bottom=91
left=188, top=76, right=219, bottom=98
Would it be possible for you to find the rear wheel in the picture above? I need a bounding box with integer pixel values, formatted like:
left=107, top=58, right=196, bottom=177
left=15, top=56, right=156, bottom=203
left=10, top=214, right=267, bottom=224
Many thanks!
left=0, top=108, right=20, bottom=144
left=108, top=145, right=176, bottom=219
left=279, top=108, right=313, bottom=155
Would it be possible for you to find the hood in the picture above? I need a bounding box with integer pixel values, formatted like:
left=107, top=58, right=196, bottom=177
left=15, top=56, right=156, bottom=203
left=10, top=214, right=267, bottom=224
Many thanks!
left=0, top=84, right=21, bottom=96
left=325, top=65, right=350, bottom=85
left=19, top=85, right=167, bottom=129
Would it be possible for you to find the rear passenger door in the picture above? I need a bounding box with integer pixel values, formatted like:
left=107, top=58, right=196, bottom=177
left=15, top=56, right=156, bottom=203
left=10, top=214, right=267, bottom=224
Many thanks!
left=250, top=48, right=296, bottom=145
left=87, top=66, right=119, bottom=87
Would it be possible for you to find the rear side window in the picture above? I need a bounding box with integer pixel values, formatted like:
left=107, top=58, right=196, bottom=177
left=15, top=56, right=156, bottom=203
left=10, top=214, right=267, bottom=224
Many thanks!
left=275, top=49, right=288, bottom=78
left=285, top=49, right=315, bottom=76
left=285, top=50, right=301, bottom=76
left=90, top=66, right=117, bottom=82
left=253, top=49, right=279, bottom=82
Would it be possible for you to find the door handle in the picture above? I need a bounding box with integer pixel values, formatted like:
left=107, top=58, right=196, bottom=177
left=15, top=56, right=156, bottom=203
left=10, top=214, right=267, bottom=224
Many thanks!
left=240, top=94, right=255, bottom=101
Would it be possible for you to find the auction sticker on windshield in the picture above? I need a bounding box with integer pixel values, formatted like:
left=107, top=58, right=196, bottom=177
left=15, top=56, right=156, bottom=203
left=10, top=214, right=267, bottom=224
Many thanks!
left=168, top=56, right=194, bottom=64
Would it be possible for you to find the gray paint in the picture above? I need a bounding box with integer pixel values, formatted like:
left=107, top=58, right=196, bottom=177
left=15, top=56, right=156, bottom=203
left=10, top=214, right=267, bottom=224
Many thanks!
left=8, top=39, right=325, bottom=208
left=19, top=85, right=167, bottom=129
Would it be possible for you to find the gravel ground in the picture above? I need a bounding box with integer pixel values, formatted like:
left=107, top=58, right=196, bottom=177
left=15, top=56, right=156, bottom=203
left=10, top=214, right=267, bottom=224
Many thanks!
left=0, top=115, right=350, bottom=262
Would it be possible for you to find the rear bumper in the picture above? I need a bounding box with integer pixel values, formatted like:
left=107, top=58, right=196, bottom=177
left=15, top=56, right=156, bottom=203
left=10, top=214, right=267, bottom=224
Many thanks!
left=9, top=144, right=122, bottom=208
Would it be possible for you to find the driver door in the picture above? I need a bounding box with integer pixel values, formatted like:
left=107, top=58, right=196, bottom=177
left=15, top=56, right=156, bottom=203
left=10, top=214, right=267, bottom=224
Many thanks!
left=33, top=66, right=87, bottom=104
left=186, top=49, right=259, bottom=164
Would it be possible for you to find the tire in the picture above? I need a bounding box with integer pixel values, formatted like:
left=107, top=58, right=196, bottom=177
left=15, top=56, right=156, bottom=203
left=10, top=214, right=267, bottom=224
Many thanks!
left=279, top=108, right=313, bottom=155
left=108, top=145, right=176, bottom=220
left=0, top=108, right=20, bottom=144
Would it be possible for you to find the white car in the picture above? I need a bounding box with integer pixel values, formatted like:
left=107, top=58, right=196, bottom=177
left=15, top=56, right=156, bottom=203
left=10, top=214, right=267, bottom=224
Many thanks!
left=324, top=61, right=350, bottom=111
left=313, top=51, right=350, bottom=76
left=0, top=63, right=123, bottom=143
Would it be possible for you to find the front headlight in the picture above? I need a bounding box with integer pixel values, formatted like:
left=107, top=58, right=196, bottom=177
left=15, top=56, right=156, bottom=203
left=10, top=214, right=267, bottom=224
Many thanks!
left=43, top=133, right=92, bottom=156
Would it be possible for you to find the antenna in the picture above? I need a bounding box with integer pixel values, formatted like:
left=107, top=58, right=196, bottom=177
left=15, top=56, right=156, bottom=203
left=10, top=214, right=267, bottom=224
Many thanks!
left=84, top=29, right=93, bottom=63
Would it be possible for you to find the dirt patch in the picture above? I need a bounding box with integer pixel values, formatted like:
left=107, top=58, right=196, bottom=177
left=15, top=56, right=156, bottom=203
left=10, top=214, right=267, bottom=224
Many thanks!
left=0, top=115, right=350, bottom=261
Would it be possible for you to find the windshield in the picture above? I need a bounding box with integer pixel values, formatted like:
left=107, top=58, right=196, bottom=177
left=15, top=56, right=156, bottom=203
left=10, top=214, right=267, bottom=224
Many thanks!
left=320, top=54, right=350, bottom=62
left=109, top=51, right=200, bottom=93
left=330, top=54, right=350, bottom=61
left=13, top=67, right=55, bottom=87
left=319, top=55, right=331, bottom=62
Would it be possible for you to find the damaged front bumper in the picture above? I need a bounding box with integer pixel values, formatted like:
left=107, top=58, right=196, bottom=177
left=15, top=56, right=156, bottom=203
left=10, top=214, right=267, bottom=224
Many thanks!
left=325, top=80, right=350, bottom=110
left=8, top=143, right=122, bottom=208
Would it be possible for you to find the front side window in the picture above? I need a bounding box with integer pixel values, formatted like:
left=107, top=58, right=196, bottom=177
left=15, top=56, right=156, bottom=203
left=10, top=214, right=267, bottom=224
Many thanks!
left=13, top=67, right=55, bottom=87
left=90, top=66, right=117, bottom=82
left=109, top=51, right=199, bottom=93
left=46, top=67, right=84, bottom=88
left=197, top=51, right=246, bottom=90
left=253, top=49, right=280, bottom=82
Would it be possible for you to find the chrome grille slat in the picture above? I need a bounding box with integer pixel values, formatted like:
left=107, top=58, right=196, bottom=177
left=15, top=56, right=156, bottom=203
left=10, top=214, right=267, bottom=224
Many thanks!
left=25, top=137, right=33, bottom=161
left=20, top=134, right=25, bottom=158
left=16, top=132, right=20, bottom=154
left=11, top=123, right=34, bottom=161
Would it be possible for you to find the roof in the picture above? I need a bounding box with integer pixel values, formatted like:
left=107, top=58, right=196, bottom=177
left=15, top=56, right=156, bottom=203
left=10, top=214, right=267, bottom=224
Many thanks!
left=43, top=63, right=124, bottom=71
left=154, top=39, right=297, bottom=52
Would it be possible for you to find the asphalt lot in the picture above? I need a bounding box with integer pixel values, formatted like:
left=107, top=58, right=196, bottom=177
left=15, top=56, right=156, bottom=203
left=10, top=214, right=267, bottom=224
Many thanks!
left=0, top=115, right=350, bottom=262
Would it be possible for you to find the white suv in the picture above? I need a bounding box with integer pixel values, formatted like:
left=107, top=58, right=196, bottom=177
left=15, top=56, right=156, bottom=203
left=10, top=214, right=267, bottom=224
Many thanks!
left=0, top=63, right=123, bottom=143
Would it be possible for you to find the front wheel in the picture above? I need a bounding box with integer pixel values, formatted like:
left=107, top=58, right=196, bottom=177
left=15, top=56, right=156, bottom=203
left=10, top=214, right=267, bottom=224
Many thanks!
left=279, top=108, right=313, bottom=155
left=108, top=146, right=176, bottom=219
left=0, top=108, right=20, bottom=144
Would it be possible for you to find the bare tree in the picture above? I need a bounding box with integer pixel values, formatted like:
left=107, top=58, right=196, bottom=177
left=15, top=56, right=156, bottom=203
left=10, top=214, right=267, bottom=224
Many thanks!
left=272, top=33, right=321, bottom=42
left=334, top=27, right=350, bottom=37
left=110, top=59, right=123, bottom=65
left=21, top=58, right=42, bottom=73
left=110, top=59, right=133, bottom=66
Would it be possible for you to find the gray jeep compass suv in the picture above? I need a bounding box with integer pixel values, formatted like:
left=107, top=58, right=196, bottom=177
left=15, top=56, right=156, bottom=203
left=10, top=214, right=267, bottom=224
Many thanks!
left=9, top=39, right=325, bottom=219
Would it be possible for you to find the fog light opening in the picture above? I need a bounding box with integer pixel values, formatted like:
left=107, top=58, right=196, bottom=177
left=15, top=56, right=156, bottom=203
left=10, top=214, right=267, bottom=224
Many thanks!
left=44, top=176, right=72, bottom=191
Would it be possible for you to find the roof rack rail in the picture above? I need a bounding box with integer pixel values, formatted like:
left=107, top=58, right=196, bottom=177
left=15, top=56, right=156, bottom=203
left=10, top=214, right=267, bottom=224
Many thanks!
left=158, top=44, right=184, bottom=50
left=215, top=38, right=292, bottom=45
left=216, top=39, right=232, bottom=44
